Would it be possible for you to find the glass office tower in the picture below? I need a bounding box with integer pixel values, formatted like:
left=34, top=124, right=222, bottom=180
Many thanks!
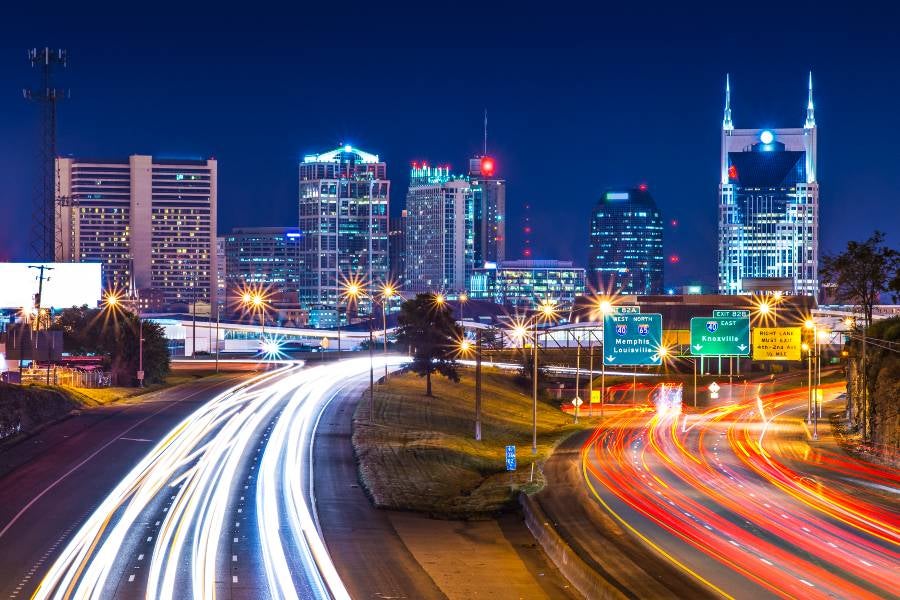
left=718, top=74, right=819, bottom=298
left=589, top=186, right=664, bottom=295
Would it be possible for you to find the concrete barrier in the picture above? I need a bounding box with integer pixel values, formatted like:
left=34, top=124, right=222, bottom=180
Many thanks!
left=519, top=492, right=626, bottom=600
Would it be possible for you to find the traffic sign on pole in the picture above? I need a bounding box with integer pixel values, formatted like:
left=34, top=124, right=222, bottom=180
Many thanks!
left=690, top=317, right=750, bottom=356
left=603, top=313, right=663, bottom=366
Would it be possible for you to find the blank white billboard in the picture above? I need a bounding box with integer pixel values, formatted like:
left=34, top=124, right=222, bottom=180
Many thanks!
left=0, top=263, right=102, bottom=309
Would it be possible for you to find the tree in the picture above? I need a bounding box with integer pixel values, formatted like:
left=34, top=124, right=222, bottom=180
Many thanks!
left=395, top=294, right=463, bottom=396
left=54, top=306, right=170, bottom=385
left=820, top=231, right=899, bottom=327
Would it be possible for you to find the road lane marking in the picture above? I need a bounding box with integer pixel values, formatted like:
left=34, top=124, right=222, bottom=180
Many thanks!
left=0, top=377, right=242, bottom=541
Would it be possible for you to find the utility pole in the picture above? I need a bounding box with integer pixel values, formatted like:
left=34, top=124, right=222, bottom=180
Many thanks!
left=29, top=265, right=53, bottom=382
left=24, top=48, right=68, bottom=261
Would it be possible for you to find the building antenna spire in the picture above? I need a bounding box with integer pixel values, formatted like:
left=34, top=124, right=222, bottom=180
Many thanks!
left=805, top=71, right=816, bottom=128
left=483, top=108, right=488, bottom=155
left=723, top=73, right=733, bottom=130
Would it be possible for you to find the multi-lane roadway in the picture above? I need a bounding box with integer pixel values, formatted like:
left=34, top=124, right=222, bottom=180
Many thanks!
left=2, top=358, right=897, bottom=600
left=0, top=357, right=407, bottom=600
left=577, top=383, right=899, bottom=599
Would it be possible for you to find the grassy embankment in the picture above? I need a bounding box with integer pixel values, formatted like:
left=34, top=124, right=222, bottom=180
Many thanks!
left=353, top=368, right=592, bottom=518
left=0, top=372, right=212, bottom=447
left=352, top=364, right=847, bottom=518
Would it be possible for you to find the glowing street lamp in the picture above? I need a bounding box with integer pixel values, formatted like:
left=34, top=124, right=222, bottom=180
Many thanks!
left=342, top=277, right=378, bottom=421
left=380, top=283, right=397, bottom=382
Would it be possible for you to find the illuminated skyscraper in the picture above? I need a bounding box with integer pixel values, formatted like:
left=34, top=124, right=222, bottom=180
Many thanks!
left=298, top=145, right=389, bottom=314
left=589, top=186, right=664, bottom=295
left=223, top=227, right=303, bottom=305
left=56, top=155, right=217, bottom=308
left=718, top=74, right=819, bottom=298
left=468, top=155, right=506, bottom=266
left=404, top=164, right=474, bottom=293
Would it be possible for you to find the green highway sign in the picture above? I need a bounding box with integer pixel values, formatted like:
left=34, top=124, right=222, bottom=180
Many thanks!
left=613, top=306, right=641, bottom=314
left=603, top=313, right=663, bottom=366
left=712, top=309, right=750, bottom=319
left=690, top=317, right=750, bottom=356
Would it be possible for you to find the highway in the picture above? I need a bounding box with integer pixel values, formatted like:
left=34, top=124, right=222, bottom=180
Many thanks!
left=578, top=383, right=900, bottom=599
left=1, top=356, right=408, bottom=600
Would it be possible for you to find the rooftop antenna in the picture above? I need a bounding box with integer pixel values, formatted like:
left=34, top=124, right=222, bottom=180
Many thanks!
left=483, top=109, right=488, bottom=155
left=722, top=73, right=733, bottom=130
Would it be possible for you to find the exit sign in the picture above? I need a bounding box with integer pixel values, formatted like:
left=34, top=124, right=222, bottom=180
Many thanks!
left=713, top=309, right=750, bottom=319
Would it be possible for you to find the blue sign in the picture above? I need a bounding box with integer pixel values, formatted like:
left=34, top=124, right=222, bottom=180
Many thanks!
left=603, top=313, right=664, bottom=366
left=505, top=445, right=517, bottom=471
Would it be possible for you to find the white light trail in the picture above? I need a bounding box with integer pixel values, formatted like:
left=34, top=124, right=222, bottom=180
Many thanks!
left=32, top=356, right=408, bottom=599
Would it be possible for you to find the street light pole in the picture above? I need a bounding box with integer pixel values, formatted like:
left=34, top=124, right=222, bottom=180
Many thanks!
left=532, top=314, right=538, bottom=455
left=574, top=330, right=581, bottom=424
left=215, top=304, right=220, bottom=374
left=382, top=295, right=389, bottom=382
left=369, top=306, right=374, bottom=421
left=588, top=338, right=594, bottom=418
left=475, top=328, right=482, bottom=441
left=138, top=316, right=144, bottom=387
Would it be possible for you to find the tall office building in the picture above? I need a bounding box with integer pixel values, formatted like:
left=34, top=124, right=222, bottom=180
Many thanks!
left=223, top=227, right=303, bottom=304
left=468, top=156, right=506, bottom=266
left=718, top=74, right=819, bottom=298
left=56, top=155, right=217, bottom=308
left=298, top=145, right=389, bottom=314
left=588, top=186, right=664, bottom=295
left=388, top=210, right=407, bottom=286
left=404, top=164, right=474, bottom=293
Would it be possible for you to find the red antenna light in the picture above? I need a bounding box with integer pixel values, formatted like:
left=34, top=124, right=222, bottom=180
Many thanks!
left=669, top=255, right=680, bottom=264
left=480, top=156, right=495, bottom=176
left=638, top=183, right=648, bottom=191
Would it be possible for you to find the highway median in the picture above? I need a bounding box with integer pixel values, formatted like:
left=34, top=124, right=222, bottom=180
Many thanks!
left=352, top=368, right=590, bottom=518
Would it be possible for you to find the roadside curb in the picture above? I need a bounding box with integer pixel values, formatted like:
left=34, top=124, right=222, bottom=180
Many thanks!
left=519, top=492, right=626, bottom=600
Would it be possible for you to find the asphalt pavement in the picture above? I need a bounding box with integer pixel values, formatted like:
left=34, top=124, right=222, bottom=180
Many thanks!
left=0, top=374, right=247, bottom=598
left=541, top=382, right=900, bottom=600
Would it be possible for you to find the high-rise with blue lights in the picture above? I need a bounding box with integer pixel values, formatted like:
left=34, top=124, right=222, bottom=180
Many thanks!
left=298, top=145, right=389, bottom=314
left=588, top=186, right=664, bottom=295
left=404, top=164, right=474, bottom=293
left=718, top=74, right=819, bottom=298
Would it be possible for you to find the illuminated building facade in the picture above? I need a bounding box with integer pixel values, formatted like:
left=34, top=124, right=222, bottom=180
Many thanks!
left=404, top=164, right=474, bottom=293
left=718, top=74, right=819, bottom=298
left=298, top=145, right=389, bottom=314
left=223, top=227, right=302, bottom=305
left=469, top=260, right=585, bottom=307
left=388, top=210, right=407, bottom=286
left=588, top=187, right=664, bottom=295
left=56, top=155, right=217, bottom=308
left=468, top=156, right=506, bottom=266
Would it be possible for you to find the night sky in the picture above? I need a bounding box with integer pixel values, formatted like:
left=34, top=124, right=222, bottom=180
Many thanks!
left=1, top=3, right=898, bottom=288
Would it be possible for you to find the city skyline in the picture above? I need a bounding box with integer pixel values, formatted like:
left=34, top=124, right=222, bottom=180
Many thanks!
left=1, top=7, right=898, bottom=290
